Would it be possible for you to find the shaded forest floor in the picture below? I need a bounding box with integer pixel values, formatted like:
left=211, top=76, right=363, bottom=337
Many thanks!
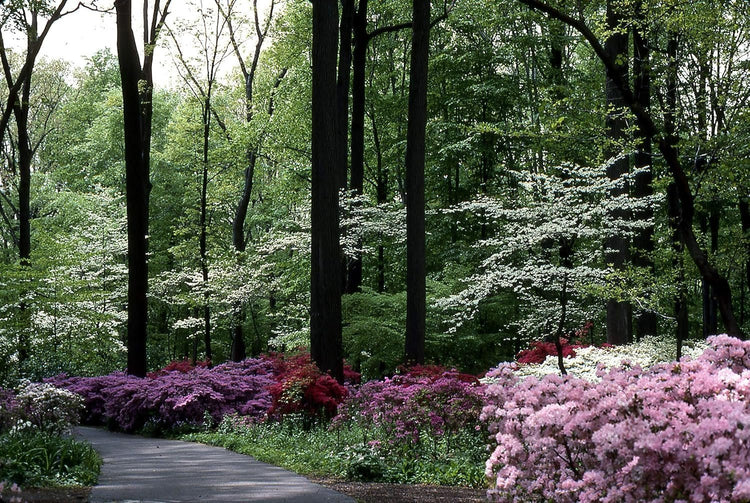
left=12, top=482, right=486, bottom=503
left=312, top=478, right=486, bottom=503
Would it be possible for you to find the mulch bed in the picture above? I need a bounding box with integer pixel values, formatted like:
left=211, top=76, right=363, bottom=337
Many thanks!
left=1, top=487, right=90, bottom=503
left=312, top=478, right=487, bottom=503
left=6, top=481, right=486, bottom=503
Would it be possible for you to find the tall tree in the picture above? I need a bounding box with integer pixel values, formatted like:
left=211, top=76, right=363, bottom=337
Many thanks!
left=217, top=0, right=280, bottom=361
left=310, top=0, right=343, bottom=382
left=114, top=0, right=171, bottom=377
left=0, top=0, right=72, bottom=371
left=631, top=0, right=657, bottom=339
left=516, top=0, right=744, bottom=339
left=603, top=0, right=632, bottom=345
left=168, top=0, right=233, bottom=365
left=404, top=0, right=430, bottom=364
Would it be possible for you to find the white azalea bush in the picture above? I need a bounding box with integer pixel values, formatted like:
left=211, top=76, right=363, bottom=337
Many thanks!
left=490, top=336, right=708, bottom=382
left=3, top=381, right=83, bottom=435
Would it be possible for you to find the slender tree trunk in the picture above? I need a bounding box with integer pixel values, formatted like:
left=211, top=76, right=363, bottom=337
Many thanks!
left=310, top=0, right=343, bottom=382
left=740, top=198, right=750, bottom=326
left=632, top=1, right=657, bottom=339
left=200, top=102, right=212, bottom=364
left=404, top=0, right=430, bottom=365
left=604, top=0, right=632, bottom=345
left=116, top=0, right=149, bottom=377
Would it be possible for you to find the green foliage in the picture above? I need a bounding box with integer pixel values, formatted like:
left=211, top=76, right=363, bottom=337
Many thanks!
left=0, top=432, right=100, bottom=488
left=183, top=414, right=486, bottom=487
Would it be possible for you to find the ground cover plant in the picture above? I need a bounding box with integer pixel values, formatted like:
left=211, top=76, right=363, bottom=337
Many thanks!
left=0, top=381, right=100, bottom=495
left=482, top=335, right=750, bottom=502
left=184, top=364, right=487, bottom=487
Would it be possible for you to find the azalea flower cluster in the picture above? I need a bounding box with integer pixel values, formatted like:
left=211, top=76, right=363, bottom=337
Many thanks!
left=47, top=358, right=275, bottom=431
left=0, top=381, right=82, bottom=435
left=0, top=480, right=22, bottom=503
left=265, top=351, right=357, bottom=418
left=335, top=365, right=484, bottom=445
left=512, top=335, right=707, bottom=381
left=47, top=352, right=358, bottom=431
left=482, top=335, right=750, bottom=502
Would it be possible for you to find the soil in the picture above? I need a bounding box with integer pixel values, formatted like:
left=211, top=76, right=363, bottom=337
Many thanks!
left=1, top=487, right=90, bottom=503
left=6, top=483, right=486, bottom=503
left=311, top=478, right=487, bottom=503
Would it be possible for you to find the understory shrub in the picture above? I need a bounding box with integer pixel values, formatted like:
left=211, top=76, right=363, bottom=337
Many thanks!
left=510, top=335, right=708, bottom=381
left=48, top=358, right=275, bottom=432
left=335, top=365, right=484, bottom=445
left=0, top=431, right=100, bottom=487
left=0, top=381, right=82, bottom=436
left=264, top=351, right=356, bottom=421
left=483, top=335, right=750, bottom=502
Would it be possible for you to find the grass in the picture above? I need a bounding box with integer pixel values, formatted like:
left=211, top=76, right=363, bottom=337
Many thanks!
left=0, top=431, right=101, bottom=488
left=181, top=416, right=487, bottom=487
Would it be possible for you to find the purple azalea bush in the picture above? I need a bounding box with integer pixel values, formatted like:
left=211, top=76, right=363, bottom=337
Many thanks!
left=47, top=358, right=274, bottom=432
left=335, top=369, right=485, bottom=445
left=483, top=335, right=750, bottom=503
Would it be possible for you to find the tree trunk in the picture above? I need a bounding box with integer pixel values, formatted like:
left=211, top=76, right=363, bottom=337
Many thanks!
left=200, top=102, right=212, bottom=364
left=632, top=1, right=657, bottom=339
left=310, top=0, right=343, bottom=382
left=516, top=0, right=743, bottom=339
left=604, top=0, right=632, bottom=345
left=740, top=197, right=750, bottom=326
left=404, top=0, right=430, bottom=365
left=116, top=0, right=149, bottom=377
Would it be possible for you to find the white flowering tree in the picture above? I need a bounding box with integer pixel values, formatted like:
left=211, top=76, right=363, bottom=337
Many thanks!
left=437, top=162, right=658, bottom=343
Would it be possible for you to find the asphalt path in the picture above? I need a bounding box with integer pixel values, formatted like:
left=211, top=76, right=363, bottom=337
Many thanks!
left=74, top=426, right=355, bottom=503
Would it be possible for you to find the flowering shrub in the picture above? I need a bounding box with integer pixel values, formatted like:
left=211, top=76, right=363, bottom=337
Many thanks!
left=0, top=382, right=82, bottom=435
left=48, top=358, right=274, bottom=432
left=147, top=359, right=210, bottom=378
left=510, top=335, right=707, bottom=381
left=516, top=338, right=580, bottom=364
left=0, top=480, right=22, bottom=503
left=265, top=352, right=350, bottom=419
left=335, top=367, right=484, bottom=445
left=482, top=335, right=750, bottom=502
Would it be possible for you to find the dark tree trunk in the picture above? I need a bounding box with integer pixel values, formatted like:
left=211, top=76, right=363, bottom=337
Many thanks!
left=200, top=101, right=212, bottom=364
left=632, top=1, right=657, bottom=339
left=404, top=0, right=430, bottom=365
left=371, top=103, right=387, bottom=293
left=346, top=0, right=368, bottom=295
left=740, top=198, right=750, bottom=326
left=310, top=0, right=343, bottom=382
left=13, top=74, right=32, bottom=368
left=604, top=0, right=632, bottom=345
left=516, top=0, right=743, bottom=339
left=116, top=0, right=149, bottom=377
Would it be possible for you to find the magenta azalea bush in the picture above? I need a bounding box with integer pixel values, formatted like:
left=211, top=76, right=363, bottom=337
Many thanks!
left=47, top=358, right=274, bottom=432
left=483, top=335, right=750, bottom=503
left=335, top=367, right=485, bottom=445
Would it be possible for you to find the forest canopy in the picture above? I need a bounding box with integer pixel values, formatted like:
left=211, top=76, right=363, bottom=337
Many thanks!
left=0, top=0, right=748, bottom=383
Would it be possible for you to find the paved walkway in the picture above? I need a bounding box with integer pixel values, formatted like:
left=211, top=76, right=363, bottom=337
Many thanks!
left=74, top=427, right=355, bottom=503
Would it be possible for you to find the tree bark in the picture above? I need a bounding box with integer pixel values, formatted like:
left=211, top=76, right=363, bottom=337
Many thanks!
left=740, top=198, right=750, bottom=326
left=604, top=0, right=632, bottom=345
left=310, top=0, right=344, bottom=382
left=116, top=0, right=149, bottom=377
left=404, top=0, right=430, bottom=365
left=632, top=0, right=657, bottom=339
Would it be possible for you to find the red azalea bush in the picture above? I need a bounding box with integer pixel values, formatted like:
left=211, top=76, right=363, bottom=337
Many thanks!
left=147, top=359, right=210, bottom=378
left=516, top=322, right=606, bottom=364
left=264, top=351, right=352, bottom=419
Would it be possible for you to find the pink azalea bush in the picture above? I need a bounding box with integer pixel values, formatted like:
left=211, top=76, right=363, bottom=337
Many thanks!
left=335, top=366, right=485, bottom=445
left=483, top=335, right=750, bottom=503
left=47, top=358, right=275, bottom=432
